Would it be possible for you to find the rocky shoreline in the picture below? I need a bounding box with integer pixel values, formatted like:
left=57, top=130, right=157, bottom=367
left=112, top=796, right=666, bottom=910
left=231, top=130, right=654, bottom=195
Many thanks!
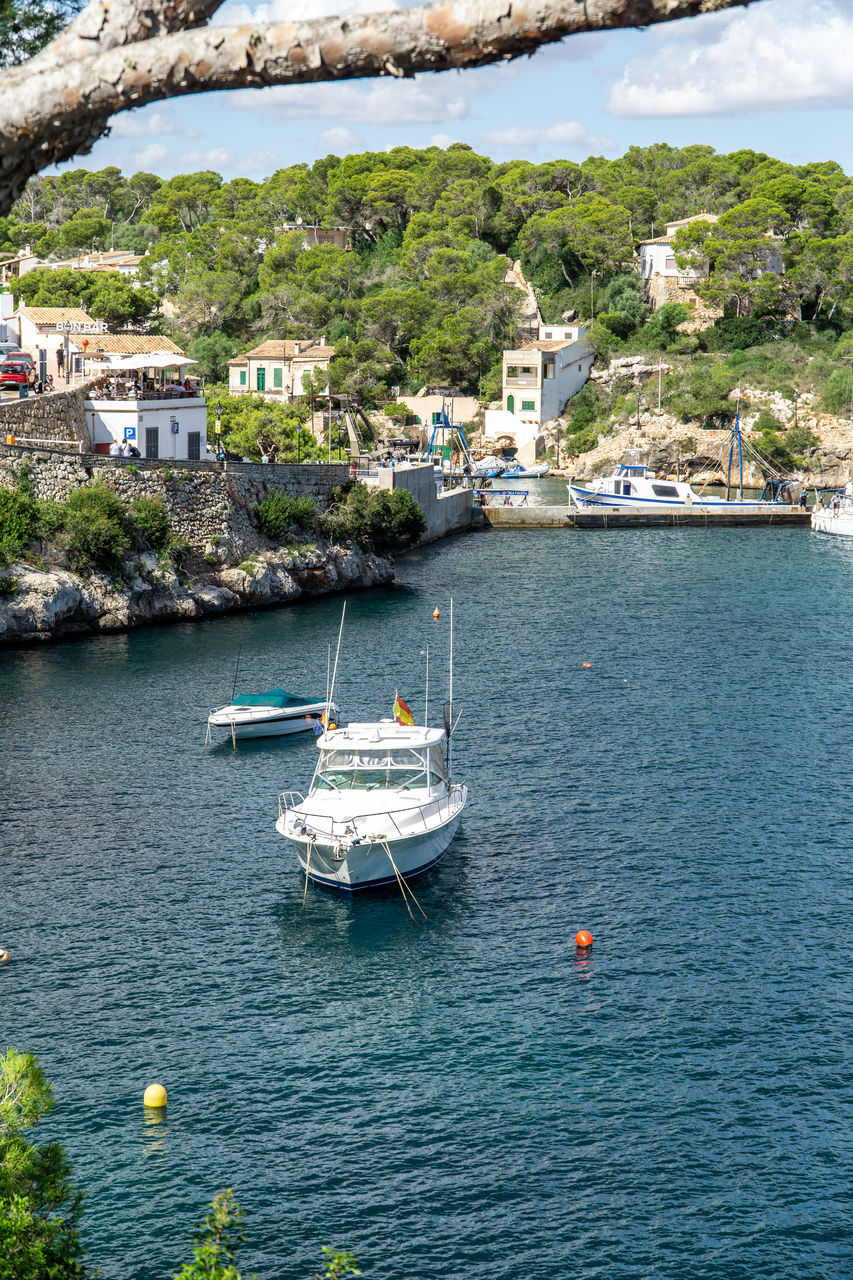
left=0, top=543, right=393, bottom=647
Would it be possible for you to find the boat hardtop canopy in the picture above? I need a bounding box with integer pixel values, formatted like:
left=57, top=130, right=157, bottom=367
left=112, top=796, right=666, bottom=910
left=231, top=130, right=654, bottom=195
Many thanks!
left=317, top=720, right=446, bottom=751
left=230, top=688, right=322, bottom=709
left=616, top=462, right=653, bottom=476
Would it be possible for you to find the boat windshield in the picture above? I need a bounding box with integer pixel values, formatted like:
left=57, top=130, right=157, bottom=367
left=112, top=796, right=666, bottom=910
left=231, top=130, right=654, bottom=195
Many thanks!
left=315, top=744, right=445, bottom=791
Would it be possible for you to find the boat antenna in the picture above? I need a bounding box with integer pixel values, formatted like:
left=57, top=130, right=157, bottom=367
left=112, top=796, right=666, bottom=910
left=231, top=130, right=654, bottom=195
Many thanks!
left=325, top=643, right=331, bottom=709
left=326, top=602, right=346, bottom=727
left=448, top=598, right=454, bottom=779
left=424, top=645, right=429, bottom=726
left=231, top=646, right=242, bottom=702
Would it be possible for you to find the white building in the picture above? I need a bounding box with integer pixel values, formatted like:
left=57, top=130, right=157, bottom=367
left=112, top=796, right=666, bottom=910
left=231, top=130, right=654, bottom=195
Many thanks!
left=11, top=306, right=108, bottom=381
left=228, top=338, right=335, bottom=400
left=85, top=396, right=207, bottom=460
left=639, top=213, right=719, bottom=311
left=501, top=323, right=593, bottom=426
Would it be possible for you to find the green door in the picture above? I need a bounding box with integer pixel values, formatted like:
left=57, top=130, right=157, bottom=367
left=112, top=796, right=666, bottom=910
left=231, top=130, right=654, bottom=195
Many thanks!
left=257, top=368, right=266, bottom=391
left=507, top=394, right=515, bottom=413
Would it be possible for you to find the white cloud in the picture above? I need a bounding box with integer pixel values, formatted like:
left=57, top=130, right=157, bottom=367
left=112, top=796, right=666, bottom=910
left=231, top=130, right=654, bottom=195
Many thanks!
left=182, top=147, right=238, bottom=169
left=479, top=121, right=614, bottom=154
left=233, top=79, right=468, bottom=125
left=218, top=0, right=394, bottom=20
left=609, top=0, right=853, bottom=117
left=317, top=127, right=362, bottom=153
left=133, top=143, right=169, bottom=168
left=111, top=110, right=198, bottom=139
left=429, top=134, right=459, bottom=149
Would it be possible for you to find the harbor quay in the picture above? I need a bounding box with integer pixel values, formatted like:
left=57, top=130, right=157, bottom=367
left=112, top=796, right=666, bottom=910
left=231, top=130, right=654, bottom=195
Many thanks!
left=478, top=504, right=812, bottom=529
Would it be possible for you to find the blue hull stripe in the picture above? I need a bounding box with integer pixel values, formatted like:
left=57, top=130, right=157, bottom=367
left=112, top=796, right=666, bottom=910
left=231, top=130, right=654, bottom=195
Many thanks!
left=570, top=486, right=782, bottom=511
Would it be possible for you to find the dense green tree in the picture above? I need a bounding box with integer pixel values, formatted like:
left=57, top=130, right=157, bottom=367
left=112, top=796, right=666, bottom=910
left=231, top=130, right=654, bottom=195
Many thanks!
left=0, top=1047, right=92, bottom=1280
left=13, top=266, right=159, bottom=327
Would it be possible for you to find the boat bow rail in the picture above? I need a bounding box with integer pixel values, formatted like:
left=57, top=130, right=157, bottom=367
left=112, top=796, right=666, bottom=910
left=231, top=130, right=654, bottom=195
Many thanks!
left=278, top=784, right=467, bottom=842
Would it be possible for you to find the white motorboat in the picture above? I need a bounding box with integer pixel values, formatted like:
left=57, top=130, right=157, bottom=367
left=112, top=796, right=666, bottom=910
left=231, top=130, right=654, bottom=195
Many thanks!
left=276, top=718, right=467, bottom=892
left=569, top=461, right=796, bottom=513
left=207, top=688, right=337, bottom=743
left=502, top=461, right=550, bottom=478
left=811, top=484, right=853, bottom=536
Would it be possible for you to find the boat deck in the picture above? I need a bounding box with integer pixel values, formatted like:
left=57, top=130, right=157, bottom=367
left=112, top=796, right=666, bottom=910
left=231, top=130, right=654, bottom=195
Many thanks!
left=478, top=505, right=812, bottom=529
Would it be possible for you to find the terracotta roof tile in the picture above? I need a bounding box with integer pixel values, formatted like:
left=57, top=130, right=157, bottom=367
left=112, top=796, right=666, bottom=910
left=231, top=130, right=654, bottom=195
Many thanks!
left=84, top=333, right=185, bottom=355
left=18, top=306, right=98, bottom=324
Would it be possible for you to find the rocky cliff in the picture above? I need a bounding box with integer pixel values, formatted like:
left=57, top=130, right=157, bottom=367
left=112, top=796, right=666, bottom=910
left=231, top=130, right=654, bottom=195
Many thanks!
left=0, top=543, right=393, bottom=647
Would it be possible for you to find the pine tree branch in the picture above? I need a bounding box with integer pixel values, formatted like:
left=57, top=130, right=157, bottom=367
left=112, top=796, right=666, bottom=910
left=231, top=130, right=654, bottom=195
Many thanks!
left=0, top=0, right=756, bottom=214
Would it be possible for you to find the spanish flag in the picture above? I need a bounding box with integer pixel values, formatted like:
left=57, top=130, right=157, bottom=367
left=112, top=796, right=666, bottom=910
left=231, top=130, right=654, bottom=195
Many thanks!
left=393, top=695, right=414, bottom=726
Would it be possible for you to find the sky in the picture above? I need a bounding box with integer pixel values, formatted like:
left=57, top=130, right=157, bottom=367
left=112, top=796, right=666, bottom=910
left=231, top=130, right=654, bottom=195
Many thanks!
left=57, top=0, right=853, bottom=179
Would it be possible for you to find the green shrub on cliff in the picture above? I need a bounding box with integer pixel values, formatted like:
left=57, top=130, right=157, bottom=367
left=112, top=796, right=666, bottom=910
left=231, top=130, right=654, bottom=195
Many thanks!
left=64, top=484, right=134, bottom=575
left=256, top=492, right=317, bottom=542
left=0, top=488, right=42, bottom=562
left=320, top=486, right=424, bottom=552
left=129, top=495, right=171, bottom=552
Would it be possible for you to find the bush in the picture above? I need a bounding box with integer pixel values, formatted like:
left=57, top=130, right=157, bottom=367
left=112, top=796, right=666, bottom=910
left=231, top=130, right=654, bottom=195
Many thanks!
left=0, top=487, right=42, bottom=560
left=129, top=496, right=171, bottom=551
left=63, top=483, right=133, bottom=575
left=321, top=485, right=425, bottom=552
left=257, top=492, right=318, bottom=541
left=704, top=317, right=768, bottom=351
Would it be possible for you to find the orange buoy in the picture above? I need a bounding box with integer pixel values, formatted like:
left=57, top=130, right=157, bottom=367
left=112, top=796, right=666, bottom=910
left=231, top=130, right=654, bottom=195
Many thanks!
left=575, top=930, right=593, bottom=948
left=581, top=662, right=592, bottom=669
left=433, top=607, right=440, bottom=620
left=0, top=948, right=8, bottom=964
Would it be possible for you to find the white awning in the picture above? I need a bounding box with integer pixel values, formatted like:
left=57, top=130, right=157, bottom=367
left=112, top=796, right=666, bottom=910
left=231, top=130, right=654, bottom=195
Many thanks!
left=94, top=351, right=198, bottom=371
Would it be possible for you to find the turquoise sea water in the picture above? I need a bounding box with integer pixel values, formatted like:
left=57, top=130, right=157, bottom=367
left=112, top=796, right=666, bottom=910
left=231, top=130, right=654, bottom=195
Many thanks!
left=2, top=524, right=852, bottom=1280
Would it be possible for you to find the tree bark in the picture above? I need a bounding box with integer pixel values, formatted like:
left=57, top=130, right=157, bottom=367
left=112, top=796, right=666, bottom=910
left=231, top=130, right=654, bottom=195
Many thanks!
left=0, top=0, right=756, bottom=213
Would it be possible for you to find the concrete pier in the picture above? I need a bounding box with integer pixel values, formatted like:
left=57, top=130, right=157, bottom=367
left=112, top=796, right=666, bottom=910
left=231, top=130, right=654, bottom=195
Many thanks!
left=479, top=504, right=811, bottom=529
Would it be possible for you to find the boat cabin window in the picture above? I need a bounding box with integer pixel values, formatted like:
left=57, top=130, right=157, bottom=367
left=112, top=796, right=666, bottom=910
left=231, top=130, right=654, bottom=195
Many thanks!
left=652, top=484, right=679, bottom=498
left=315, top=744, right=445, bottom=791
left=623, top=482, right=632, bottom=495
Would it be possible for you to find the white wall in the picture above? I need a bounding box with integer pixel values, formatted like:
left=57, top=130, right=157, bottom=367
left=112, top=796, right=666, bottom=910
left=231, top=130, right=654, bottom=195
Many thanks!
left=86, top=397, right=207, bottom=459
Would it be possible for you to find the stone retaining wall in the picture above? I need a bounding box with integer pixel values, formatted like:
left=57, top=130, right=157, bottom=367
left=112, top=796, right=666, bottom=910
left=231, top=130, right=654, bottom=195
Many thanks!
left=0, top=385, right=95, bottom=450
left=0, top=444, right=349, bottom=556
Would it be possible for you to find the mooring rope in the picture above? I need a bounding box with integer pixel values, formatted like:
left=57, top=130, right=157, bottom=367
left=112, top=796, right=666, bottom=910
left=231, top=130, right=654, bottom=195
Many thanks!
left=381, top=838, right=428, bottom=921
left=300, top=838, right=315, bottom=912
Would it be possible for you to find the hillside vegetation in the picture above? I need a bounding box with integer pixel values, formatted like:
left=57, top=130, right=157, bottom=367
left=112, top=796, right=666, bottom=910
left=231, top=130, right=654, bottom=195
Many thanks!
left=6, top=143, right=853, bottom=432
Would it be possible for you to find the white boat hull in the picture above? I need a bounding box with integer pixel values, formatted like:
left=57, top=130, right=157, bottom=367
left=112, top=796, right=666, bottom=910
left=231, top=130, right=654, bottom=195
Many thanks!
left=811, top=507, right=853, bottom=536
left=277, top=783, right=467, bottom=891
left=569, top=483, right=789, bottom=514
left=208, top=713, right=322, bottom=740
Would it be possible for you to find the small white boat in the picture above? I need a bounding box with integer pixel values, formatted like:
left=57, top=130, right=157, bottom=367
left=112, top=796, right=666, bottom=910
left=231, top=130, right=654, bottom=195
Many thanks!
left=276, top=719, right=467, bottom=892
left=569, top=462, right=795, bottom=513
left=502, top=461, right=550, bottom=478
left=811, top=484, right=853, bottom=536
left=207, top=689, right=336, bottom=742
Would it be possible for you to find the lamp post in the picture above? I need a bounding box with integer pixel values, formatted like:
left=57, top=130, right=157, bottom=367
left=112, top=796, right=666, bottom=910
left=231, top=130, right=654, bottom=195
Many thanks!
left=590, top=270, right=598, bottom=320
left=556, top=426, right=561, bottom=471
left=215, top=400, right=222, bottom=461
left=793, top=389, right=799, bottom=434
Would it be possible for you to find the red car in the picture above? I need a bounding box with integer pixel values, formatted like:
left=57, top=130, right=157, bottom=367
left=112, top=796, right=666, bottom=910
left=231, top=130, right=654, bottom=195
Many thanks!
left=0, top=351, right=34, bottom=366
left=0, top=363, right=30, bottom=388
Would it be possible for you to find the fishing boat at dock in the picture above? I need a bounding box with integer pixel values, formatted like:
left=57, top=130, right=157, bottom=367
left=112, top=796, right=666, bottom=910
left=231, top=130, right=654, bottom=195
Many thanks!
left=569, top=419, right=799, bottom=514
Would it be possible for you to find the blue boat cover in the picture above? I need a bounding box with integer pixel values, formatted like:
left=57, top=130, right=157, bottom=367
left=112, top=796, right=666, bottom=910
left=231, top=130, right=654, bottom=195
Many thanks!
left=231, top=689, right=320, bottom=708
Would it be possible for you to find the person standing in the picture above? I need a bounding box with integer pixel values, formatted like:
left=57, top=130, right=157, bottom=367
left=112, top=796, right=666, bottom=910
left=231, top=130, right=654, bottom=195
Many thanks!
left=56, top=346, right=64, bottom=376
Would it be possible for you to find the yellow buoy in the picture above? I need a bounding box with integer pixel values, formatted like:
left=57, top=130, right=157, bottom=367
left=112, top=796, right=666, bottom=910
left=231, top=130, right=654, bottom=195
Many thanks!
left=143, top=1082, right=167, bottom=1108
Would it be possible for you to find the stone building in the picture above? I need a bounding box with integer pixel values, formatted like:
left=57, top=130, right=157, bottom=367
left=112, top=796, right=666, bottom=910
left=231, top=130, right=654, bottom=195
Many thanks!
left=638, top=213, right=720, bottom=316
